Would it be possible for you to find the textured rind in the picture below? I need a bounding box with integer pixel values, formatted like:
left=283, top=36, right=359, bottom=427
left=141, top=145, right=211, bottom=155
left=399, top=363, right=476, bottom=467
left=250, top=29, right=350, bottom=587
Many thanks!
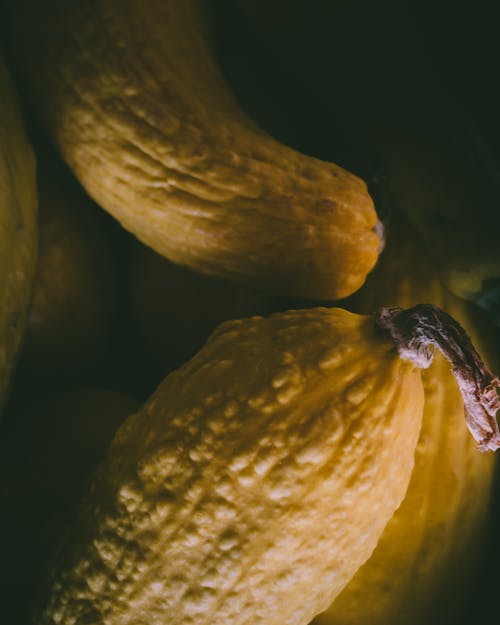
left=5, top=0, right=379, bottom=299
left=314, top=220, right=497, bottom=625
left=0, top=53, right=37, bottom=413
left=32, top=307, right=423, bottom=625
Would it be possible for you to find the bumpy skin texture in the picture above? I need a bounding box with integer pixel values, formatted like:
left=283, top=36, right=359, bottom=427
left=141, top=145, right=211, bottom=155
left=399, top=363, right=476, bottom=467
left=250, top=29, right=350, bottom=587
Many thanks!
left=0, top=54, right=37, bottom=414
left=5, top=0, right=380, bottom=299
left=314, top=221, right=497, bottom=625
left=32, top=308, right=423, bottom=625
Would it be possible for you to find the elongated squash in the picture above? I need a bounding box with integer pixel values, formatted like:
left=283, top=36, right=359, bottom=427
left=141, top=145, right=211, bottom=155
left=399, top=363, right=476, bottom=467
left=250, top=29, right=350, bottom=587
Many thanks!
left=4, top=0, right=381, bottom=300
left=31, top=303, right=499, bottom=625
left=314, top=219, right=498, bottom=625
left=0, top=52, right=37, bottom=414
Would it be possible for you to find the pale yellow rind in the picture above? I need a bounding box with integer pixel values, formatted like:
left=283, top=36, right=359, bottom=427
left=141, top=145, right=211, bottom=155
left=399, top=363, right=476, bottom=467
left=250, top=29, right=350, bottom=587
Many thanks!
left=33, top=308, right=423, bottom=625
left=314, top=221, right=497, bottom=625
left=0, top=53, right=37, bottom=412
left=6, top=0, right=379, bottom=299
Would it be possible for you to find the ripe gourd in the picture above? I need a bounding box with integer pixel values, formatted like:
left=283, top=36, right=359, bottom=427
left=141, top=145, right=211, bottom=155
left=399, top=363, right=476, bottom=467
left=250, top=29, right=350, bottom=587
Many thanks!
left=314, top=220, right=498, bottom=625
left=4, top=0, right=381, bottom=300
left=0, top=52, right=37, bottom=414
left=30, top=305, right=499, bottom=625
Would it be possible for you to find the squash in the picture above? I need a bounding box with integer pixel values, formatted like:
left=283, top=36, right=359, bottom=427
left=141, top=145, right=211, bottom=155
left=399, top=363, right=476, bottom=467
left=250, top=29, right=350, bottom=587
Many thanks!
left=0, top=52, right=37, bottom=414
left=30, top=304, right=499, bottom=625
left=4, top=0, right=381, bottom=300
left=314, top=219, right=498, bottom=625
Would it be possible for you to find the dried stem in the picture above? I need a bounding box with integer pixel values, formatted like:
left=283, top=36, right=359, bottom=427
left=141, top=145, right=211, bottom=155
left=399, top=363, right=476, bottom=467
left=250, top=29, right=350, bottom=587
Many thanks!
left=376, top=304, right=500, bottom=452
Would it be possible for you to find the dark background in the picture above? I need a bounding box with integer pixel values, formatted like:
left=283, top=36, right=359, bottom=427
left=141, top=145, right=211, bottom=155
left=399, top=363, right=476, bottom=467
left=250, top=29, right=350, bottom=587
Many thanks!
left=213, top=0, right=499, bottom=174
left=1, top=2, right=499, bottom=623
left=212, top=2, right=500, bottom=623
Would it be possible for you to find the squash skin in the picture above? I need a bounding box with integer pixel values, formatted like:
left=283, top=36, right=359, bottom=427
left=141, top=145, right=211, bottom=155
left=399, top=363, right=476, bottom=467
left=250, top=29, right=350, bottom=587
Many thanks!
left=314, top=221, right=497, bottom=625
left=5, top=0, right=380, bottom=300
left=32, top=307, right=423, bottom=625
left=0, top=53, right=37, bottom=414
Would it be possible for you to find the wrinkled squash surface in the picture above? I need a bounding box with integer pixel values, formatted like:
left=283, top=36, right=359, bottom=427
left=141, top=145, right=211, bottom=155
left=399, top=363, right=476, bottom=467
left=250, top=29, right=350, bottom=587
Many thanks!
left=5, top=0, right=381, bottom=299
left=32, top=307, right=423, bottom=625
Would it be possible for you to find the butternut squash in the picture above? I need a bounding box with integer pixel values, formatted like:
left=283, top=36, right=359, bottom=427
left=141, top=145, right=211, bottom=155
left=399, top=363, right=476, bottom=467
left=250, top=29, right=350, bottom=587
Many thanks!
left=4, top=0, right=381, bottom=300
left=0, top=52, right=37, bottom=414
left=30, top=304, right=499, bottom=625
left=314, top=219, right=498, bottom=625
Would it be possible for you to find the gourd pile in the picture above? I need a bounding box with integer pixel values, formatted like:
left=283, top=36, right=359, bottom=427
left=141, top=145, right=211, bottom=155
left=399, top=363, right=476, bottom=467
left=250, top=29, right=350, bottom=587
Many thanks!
left=1, top=2, right=500, bottom=624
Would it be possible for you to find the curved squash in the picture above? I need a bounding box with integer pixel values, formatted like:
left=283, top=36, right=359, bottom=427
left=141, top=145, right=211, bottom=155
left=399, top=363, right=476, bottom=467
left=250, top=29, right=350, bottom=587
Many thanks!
left=0, top=52, right=37, bottom=414
left=4, top=0, right=381, bottom=300
left=314, top=219, right=498, bottom=625
left=31, top=303, right=499, bottom=625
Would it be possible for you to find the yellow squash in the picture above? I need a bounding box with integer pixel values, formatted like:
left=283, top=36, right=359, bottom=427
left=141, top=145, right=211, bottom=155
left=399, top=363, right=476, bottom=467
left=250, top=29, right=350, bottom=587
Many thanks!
left=0, top=52, right=37, bottom=414
left=30, top=303, right=499, bottom=625
left=4, top=0, right=381, bottom=300
left=314, top=220, right=499, bottom=625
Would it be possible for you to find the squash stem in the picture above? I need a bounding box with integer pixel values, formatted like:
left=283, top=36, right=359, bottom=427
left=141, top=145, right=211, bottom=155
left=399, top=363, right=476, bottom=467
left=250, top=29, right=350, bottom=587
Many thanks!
left=376, top=304, right=500, bottom=452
